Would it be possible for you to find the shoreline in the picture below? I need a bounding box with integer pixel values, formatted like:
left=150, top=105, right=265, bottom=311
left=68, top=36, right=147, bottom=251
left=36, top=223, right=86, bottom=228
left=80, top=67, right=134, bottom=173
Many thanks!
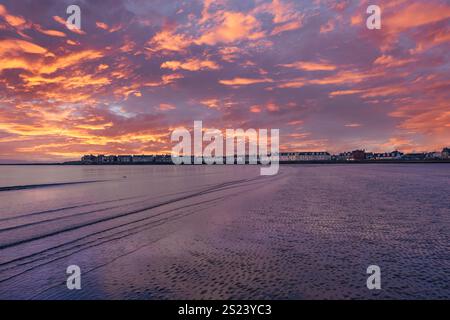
left=1, top=160, right=450, bottom=166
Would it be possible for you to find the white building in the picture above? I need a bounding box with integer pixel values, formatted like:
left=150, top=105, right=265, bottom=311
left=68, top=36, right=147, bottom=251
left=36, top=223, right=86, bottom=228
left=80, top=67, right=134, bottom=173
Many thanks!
left=280, top=152, right=331, bottom=161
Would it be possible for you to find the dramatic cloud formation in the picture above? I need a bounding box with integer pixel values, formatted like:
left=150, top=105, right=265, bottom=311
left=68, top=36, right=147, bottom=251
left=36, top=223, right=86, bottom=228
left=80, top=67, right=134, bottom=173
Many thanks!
left=0, top=0, right=449, bottom=162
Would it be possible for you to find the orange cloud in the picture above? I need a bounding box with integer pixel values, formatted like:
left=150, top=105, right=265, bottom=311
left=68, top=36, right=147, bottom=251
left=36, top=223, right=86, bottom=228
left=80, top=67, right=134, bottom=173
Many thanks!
left=0, top=4, right=27, bottom=28
left=200, top=99, right=220, bottom=109
left=329, top=90, right=365, bottom=97
left=320, top=20, right=335, bottom=33
left=161, top=58, right=220, bottom=71
left=254, top=0, right=301, bottom=24
left=66, top=39, right=79, bottom=46
left=219, top=77, right=274, bottom=86
left=367, top=1, right=450, bottom=52
left=39, top=50, right=104, bottom=74
left=288, top=120, right=303, bottom=126
left=147, top=28, right=192, bottom=53
left=53, top=15, right=86, bottom=35
left=218, top=46, right=243, bottom=62
left=310, top=69, right=384, bottom=85
left=266, top=102, right=279, bottom=112
left=373, top=55, right=416, bottom=67
left=271, top=0, right=298, bottom=24
left=144, top=73, right=184, bottom=87
left=159, top=103, right=176, bottom=111
left=384, top=2, right=450, bottom=32
left=196, top=11, right=265, bottom=45
left=249, top=105, right=262, bottom=113
left=0, top=39, right=51, bottom=73
left=0, top=38, right=48, bottom=55
left=34, top=24, right=66, bottom=37
left=251, top=0, right=304, bottom=36
left=278, top=67, right=388, bottom=90
left=345, top=123, right=362, bottom=128
left=271, top=20, right=302, bottom=35
left=350, top=14, right=363, bottom=26
left=277, top=78, right=307, bottom=88
left=280, top=60, right=337, bottom=71
left=96, top=22, right=109, bottom=30
left=410, top=26, right=450, bottom=53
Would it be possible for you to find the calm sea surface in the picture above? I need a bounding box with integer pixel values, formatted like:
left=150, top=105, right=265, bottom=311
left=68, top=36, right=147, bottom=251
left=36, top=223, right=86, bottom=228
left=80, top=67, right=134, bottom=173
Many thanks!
left=0, top=164, right=449, bottom=299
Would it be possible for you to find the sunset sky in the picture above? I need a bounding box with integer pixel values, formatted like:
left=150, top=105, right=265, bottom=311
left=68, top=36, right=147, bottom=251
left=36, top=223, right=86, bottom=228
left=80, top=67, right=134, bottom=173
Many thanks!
left=0, top=0, right=449, bottom=162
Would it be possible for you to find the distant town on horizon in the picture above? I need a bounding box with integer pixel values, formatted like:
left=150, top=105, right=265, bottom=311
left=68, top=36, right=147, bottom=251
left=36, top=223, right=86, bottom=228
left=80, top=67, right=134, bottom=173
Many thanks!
left=77, top=147, right=450, bottom=164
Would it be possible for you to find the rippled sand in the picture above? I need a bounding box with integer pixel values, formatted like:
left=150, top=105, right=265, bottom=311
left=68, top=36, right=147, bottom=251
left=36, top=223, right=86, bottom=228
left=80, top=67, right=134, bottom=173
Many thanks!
left=0, top=164, right=449, bottom=299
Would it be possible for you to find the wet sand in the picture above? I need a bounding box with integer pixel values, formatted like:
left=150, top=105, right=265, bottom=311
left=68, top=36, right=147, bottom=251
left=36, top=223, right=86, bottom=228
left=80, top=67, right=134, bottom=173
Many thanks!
left=0, top=164, right=449, bottom=299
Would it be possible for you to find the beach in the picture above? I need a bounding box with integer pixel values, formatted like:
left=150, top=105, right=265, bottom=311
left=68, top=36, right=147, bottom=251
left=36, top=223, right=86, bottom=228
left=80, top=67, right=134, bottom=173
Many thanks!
left=0, top=164, right=449, bottom=299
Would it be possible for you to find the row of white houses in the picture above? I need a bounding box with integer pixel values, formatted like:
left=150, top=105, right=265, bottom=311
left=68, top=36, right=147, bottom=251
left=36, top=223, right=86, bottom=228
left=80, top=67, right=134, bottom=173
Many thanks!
left=279, top=152, right=332, bottom=161
left=81, top=148, right=449, bottom=164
